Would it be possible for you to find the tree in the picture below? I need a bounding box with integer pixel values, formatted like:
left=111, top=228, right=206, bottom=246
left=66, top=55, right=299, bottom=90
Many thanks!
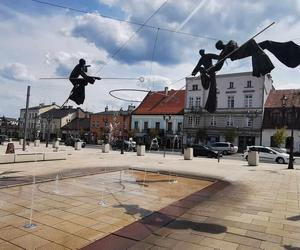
left=272, top=127, right=288, bottom=147
left=224, top=128, right=238, bottom=143
left=149, top=128, right=159, bottom=139
left=196, top=128, right=207, bottom=144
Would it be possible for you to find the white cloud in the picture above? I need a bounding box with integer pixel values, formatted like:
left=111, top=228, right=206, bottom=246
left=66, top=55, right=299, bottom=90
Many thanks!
left=1, top=0, right=300, bottom=118
left=0, top=63, right=35, bottom=81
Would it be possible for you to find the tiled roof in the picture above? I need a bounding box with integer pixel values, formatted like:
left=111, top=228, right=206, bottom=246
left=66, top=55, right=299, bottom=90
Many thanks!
left=61, top=118, right=90, bottom=130
left=265, top=89, right=300, bottom=108
left=21, top=104, right=58, bottom=111
left=93, top=110, right=131, bottom=116
left=40, top=108, right=79, bottom=119
left=132, top=90, right=185, bottom=115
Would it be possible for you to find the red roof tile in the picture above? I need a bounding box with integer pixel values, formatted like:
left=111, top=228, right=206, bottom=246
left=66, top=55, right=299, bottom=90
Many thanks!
left=133, top=90, right=185, bottom=115
left=265, top=89, right=300, bottom=108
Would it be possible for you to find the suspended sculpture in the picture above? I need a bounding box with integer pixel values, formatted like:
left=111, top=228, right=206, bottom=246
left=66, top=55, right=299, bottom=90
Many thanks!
left=68, top=58, right=101, bottom=105
left=192, top=38, right=300, bottom=113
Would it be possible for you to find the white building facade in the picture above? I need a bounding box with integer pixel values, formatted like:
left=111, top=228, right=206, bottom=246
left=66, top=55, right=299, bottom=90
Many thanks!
left=19, top=103, right=59, bottom=139
left=184, top=72, right=274, bottom=152
left=131, top=114, right=184, bottom=149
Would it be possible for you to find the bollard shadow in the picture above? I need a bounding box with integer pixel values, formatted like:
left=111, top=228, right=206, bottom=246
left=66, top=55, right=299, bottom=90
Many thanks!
left=283, top=245, right=300, bottom=250
left=0, top=170, right=22, bottom=176
left=114, top=203, right=227, bottom=234
left=286, top=215, right=300, bottom=221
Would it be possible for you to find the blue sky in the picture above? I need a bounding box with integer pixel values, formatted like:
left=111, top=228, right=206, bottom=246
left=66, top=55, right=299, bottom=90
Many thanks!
left=1, top=0, right=300, bottom=117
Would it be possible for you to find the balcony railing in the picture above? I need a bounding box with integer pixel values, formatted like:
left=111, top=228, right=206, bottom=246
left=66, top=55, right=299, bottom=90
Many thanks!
left=185, top=106, right=202, bottom=113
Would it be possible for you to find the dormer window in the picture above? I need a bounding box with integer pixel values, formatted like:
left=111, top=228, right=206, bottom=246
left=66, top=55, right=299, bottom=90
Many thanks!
left=192, top=84, right=198, bottom=91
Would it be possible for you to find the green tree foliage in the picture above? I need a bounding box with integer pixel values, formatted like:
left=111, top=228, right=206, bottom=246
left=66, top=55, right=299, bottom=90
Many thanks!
left=196, top=128, right=207, bottom=144
left=272, top=127, right=288, bottom=147
left=224, top=128, right=238, bottom=143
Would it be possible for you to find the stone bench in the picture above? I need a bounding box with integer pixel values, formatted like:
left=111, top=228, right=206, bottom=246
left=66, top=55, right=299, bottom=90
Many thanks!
left=44, top=152, right=67, bottom=161
left=15, top=153, right=44, bottom=163
left=0, top=154, right=15, bottom=164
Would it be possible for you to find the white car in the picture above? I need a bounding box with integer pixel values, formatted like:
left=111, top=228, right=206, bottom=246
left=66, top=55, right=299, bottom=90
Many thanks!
left=243, top=146, right=291, bottom=164
left=210, top=142, right=238, bottom=155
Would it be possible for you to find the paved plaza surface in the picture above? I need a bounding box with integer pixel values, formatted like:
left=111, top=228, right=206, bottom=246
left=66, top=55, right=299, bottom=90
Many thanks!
left=0, top=144, right=300, bottom=249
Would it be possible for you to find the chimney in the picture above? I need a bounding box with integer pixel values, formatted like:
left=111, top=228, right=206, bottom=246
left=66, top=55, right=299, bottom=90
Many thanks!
left=52, top=102, right=56, bottom=105
left=164, top=87, right=169, bottom=96
left=127, top=105, right=135, bottom=111
left=105, top=106, right=108, bottom=112
left=39, top=103, right=45, bottom=107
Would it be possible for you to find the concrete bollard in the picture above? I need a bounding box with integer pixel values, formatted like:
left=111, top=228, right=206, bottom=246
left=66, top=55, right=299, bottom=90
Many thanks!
left=34, top=140, right=40, bottom=147
left=19, top=139, right=24, bottom=145
left=248, top=151, right=259, bottom=166
left=184, top=148, right=193, bottom=160
left=137, top=145, right=145, bottom=156
left=75, top=141, right=82, bottom=150
left=52, top=140, right=59, bottom=149
left=102, top=144, right=110, bottom=153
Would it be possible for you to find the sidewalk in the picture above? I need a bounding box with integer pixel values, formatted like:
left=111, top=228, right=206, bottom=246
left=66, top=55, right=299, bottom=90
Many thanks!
left=0, top=148, right=299, bottom=249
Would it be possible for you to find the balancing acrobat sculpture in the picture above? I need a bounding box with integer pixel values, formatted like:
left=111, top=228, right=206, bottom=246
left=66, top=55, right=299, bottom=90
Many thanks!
left=192, top=39, right=300, bottom=113
left=68, top=58, right=101, bottom=106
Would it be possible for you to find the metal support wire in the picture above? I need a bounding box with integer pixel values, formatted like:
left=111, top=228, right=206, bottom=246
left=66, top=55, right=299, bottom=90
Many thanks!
left=150, top=28, right=160, bottom=76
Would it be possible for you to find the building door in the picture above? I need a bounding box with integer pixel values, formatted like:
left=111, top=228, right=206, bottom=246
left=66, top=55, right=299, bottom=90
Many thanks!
left=238, top=136, right=255, bottom=152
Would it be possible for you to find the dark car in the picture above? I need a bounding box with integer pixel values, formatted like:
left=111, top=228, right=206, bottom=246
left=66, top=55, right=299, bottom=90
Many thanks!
left=193, top=145, right=222, bottom=158
left=65, top=138, right=86, bottom=148
left=0, top=135, right=9, bottom=143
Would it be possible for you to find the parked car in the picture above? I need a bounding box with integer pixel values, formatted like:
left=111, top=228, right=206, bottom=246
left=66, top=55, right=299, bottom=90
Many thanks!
left=243, top=146, right=291, bottom=164
left=0, top=135, right=9, bottom=143
left=112, top=139, right=137, bottom=151
left=65, top=137, right=86, bottom=148
left=210, top=142, right=238, bottom=155
left=193, top=145, right=222, bottom=158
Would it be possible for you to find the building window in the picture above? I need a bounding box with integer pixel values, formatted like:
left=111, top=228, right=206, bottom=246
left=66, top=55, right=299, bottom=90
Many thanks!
left=134, top=121, right=139, bottom=130
left=226, top=116, right=233, bottom=126
left=192, top=84, right=198, bottom=90
left=195, top=97, right=201, bottom=108
left=167, top=122, right=172, bottom=132
left=189, top=97, right=194, bottom=108
left=271, top=112, right=281, bottom=124
left=246, top=80, right=252, bottom=88
left=246, top=117, right=253, bottom=127
left=195, top=116, right=200, bottom=126
left=227, top=96, right=234, bottom=108
left=229, top=82, right=234, bottom=89
left=144, top=122, right=148, bottom=130
left=244, top=94, right=253, bottom=108
left=155, top=122, right=160, bottom=130
left=210, top=116, right=216, bottom=126
left=188, top=116, right=193, bottom=126
left=177, top=122, right=182, bottom=132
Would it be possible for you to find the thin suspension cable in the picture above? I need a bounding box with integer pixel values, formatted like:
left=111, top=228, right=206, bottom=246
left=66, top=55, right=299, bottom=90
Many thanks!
left=150, top=28, right=160, bottom=76
left=30, top=0, right=220, bottom=41
left=95, top=1, right=168, bottom=74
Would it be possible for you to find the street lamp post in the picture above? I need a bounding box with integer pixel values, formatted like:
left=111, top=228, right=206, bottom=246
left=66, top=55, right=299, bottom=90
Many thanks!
left=281, top=95, right=294, bottom=169
left=163, top=115, right=171, bottom=158
left=288, top=105, right=295, bottom=169
left=246, top=110, right=258, bottom=146
left=120, top=110, right=125, bottom=155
